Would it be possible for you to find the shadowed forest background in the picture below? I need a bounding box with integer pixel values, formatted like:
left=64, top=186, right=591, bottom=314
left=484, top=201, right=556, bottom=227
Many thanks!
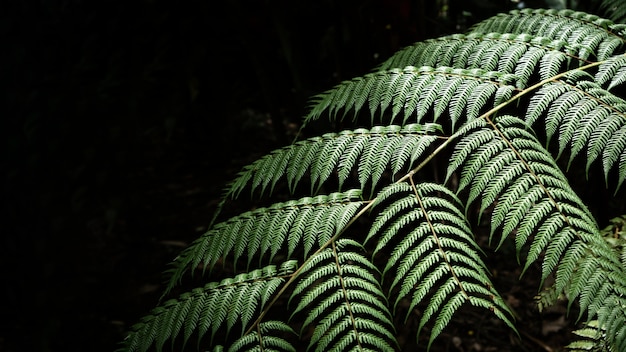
left=1, top=1, right=607, bottom=351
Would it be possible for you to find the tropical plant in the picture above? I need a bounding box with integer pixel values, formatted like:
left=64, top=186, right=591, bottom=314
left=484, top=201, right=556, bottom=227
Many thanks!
left=118, top=6, right=626, bottom=352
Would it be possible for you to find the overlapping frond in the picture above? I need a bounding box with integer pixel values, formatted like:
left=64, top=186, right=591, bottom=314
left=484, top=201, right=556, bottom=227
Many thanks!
left=447, top=116, right=593, bottom=271
left=524, top=70, right=626, bottom=189
left=226, top=123, right=442, bottom=198
left=289, top=239, right=397, bottom=351
left=120, top=261, right=297, bottom=352
left=378, top=32, right=573, bottom=88
left=366, top=182, right=514, bottom=349
left=163, top=190, right=364, bottom=295
left=447, top=115, right=626, bottom=347
left=305, top=66, right=518, bottom=131
left=469, top=8, right=626, bottom=61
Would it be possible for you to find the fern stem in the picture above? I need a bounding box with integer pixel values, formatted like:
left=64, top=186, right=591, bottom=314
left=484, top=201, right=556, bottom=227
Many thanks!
left=485, top=56, right=616, bottom=120
left=409, top=174, right=470, bottom=299
left=256, top=324, right=265, bottom=352
left=400, top=137, right=455, bottom=184
left=331, top=239, right=365, bottom=350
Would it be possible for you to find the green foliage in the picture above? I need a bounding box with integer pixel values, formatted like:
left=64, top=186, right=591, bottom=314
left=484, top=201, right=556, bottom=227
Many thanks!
left=119, top=5, right=626, bottom=352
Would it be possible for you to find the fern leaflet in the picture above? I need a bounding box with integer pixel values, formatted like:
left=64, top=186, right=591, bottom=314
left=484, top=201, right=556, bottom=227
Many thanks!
left=226, top=124, right=442, bottom=197
left=524, top=71, right=626, bottom=188
left=378, top=32, right=575, bottom=88
left=595, top=54, right=626, bottom=90
left=366, top=182, right=515, bottom=349
left=163, top=190, right=364, bottom=295
left=120, top=261, right=297, bottom=352
left=305, top=66, right=518, bottom=132
left=447, top=115, right=626, bottom=347
left=289, top=239, right=397, bottom=351
left=469, top=8, right=626, bottom=61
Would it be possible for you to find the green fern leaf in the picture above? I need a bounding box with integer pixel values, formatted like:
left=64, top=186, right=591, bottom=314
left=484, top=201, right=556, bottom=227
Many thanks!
left=289, top=239, right=397, bottom=351
left=366, top=182, right=514, bottom=348
left=602, top=123, right=626, bottom=188
left=523, top=72, right=626, bottom=187
left=120, top=262, right=297, bottom=352
left=469, top=9, right=626, bottom=61
left=163, top=191, right=363, bottom=295
left=304, top=66, right=518, bottom=131
left=448, top=115, right=592, bottom=272
left=225, top=124, right=441, bottom=198
left=596, top=54, right=626, bottom=91
left=227, top=321, right=296, bottom=352
left=448, top=115, right=626, bottom=349
left=378, top=32, right=574, bottom=89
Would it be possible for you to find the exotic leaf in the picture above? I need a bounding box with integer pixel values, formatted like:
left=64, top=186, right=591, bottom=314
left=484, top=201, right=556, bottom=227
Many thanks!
left=305, top=66, right=518, bottom=132
left=379, top=32, right=575, bottom=88
left=367, top=182, right=514, bottom=349
left=289, top=239, right=397, bottom=351
left=469, top=8, right=626, bottom=61
left=121, top=261, right=297, bottom=352
left=163, top=190, right=364, bottom=295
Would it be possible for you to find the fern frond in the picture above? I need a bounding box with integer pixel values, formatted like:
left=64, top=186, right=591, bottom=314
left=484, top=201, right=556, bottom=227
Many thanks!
left=226, top=321, right=296, bottom=352
left=305, top=66, right=518, bottom=132
left=366, top=182, right=515, bottom=349
left=469, top=9, right=626, bottom=61
left=524, top=71, right=626, bottom=188
left=595, top=54, right=626, bottom=90
left=120, top=261, right=297, bottom=352
left=567, top=320, right=613, bottom=352
left=448, top=115, right=593, bottom=271
left=376, top=33, right=465, bottom=71
left=289, top=239, right=397, bottom=352
left=226, top=124, right=441, bottom=198
left=447, top=115, right=626, bottom=348
left=163, top=190, right=364, bottom=295
left=379, top=32, right=574, bottom=88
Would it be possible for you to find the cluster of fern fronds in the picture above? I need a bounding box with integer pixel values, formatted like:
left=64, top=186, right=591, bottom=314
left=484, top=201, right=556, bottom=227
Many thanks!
left=118, top=6, right=626, bottom=352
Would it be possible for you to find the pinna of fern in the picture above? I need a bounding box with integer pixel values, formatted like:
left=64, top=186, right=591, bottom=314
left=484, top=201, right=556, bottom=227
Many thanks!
left=118, top=6, right=626, bottom=352
left=468, top=8, right=626, bottom=61
left=306, top=63, right=626, bottom=190
left=378, top=9, right=626, bottom=89
left=377, top=32, right=575, bottom=89
left=447, top=115, right=626, bottom=331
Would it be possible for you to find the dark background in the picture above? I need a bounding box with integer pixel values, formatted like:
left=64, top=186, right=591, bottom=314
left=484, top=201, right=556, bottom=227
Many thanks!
left=0, top=1, right=609, bottom=351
